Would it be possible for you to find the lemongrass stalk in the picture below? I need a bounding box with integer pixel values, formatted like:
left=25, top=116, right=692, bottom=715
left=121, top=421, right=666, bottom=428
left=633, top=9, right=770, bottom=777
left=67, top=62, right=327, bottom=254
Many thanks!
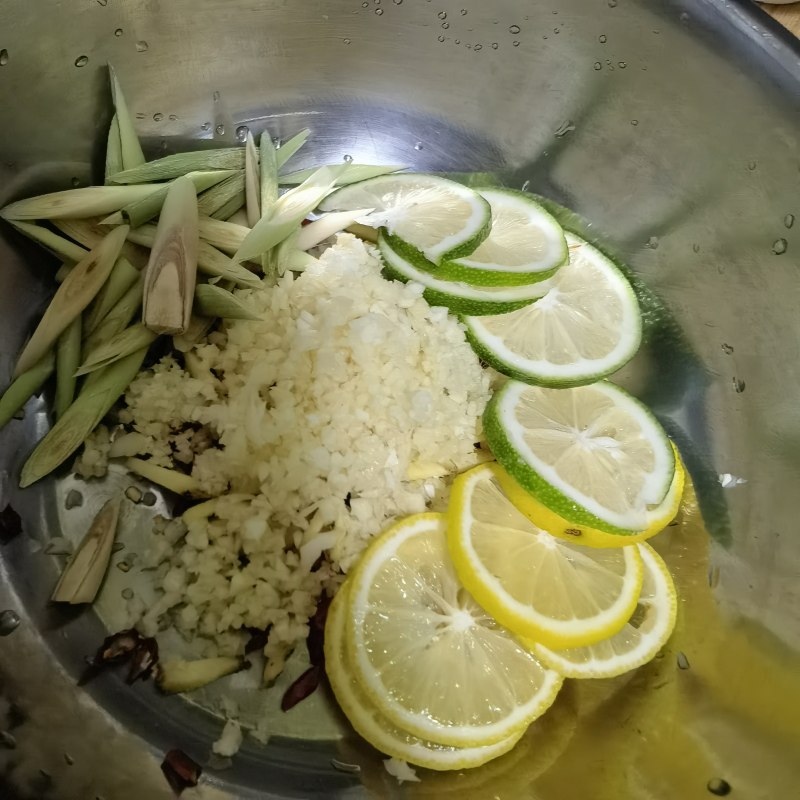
left=245, top=132, right=261, bottom=227
left=274, top=129, right=310, bottom=169
left=20, top=347, right=148, bottom=487
left=142, top=176, right=198, bottom=335
left=197, top=217, right=248, bottom=254
left=226, top=209, right=250, bottom=228
left=77, top=323, right=157, bottom=376
left=104, top=170, right=237, bottom=229
left=108, top=65, right=145, bottom=170
left=83, top=274, right=144, bottom=355
left=271, top=232, right=319, bottom=277
left=296, top=209, right=374, bottom=251
left=260, top=131, right=279, bottom=214
left=213, top=194, right=246, bottom=222
left=173, top=314, right=216, bottom=352
left=55, top=262, right=74, bottom=283
left=53, top=220, right=150, bottom=269
left=1, top=185, right=164, bottom=222
left=157, top=657, right=247, bottom=693
left=0, top=352, right=55, bottom=429
left=14, top=226, right=130, bottom=377
left=51, top=496, right=121, bottom=604
left=233, top=165, right=346, bottom=263
left=104, top=114, right=124, bottom=183
left=346, top=222, right=380, bottom=243
left=107, top=148, right=245, bottom=185
left=194, top=284, right=260, bottom=321
left=278, top=163, right=405, bottom=186
left=9, top=221, right=88, bottom=263
left=197, top=172, right=245, bottom=217
left=84, top=256, right=140, bottom=335
left=125, top=457, right=198, bottom=495
left=55, top=316, right=82, bottom=418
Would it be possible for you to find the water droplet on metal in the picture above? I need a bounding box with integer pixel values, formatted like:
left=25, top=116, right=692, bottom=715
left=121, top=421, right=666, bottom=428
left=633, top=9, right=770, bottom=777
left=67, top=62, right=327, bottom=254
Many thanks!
left=0, top=610, right=20, bottom=636
left=343, top=37, right=351, bottom=44
left=732, top=377, right=746, bottom=394
left=599, top=34, right=607, bottom=43
left=747, top=160, right=757, bottom=170
left=631, top=119, right=639, bottom=126
left=375, top=7, right=383, bottom=14
left=608, top=0, right=618, bottom=6
left=136, top=112, right=145, bottom=119
left=554, top=120, right=575, bottom=138
left=116, top=561, right=131, bottom=573
left=135, top=40, right=149, bottom=53
left=772, top=237, right=787, bottom=255
left=213, top=90, right=221, bottom=102
left=455, top=39, right=461, bottom=44
left=74, top=55, right=89, bottom=68
left=521, top=180, right=530, bottom=192
left=553, top=27, right=560, bottom=34
left=0, top=49, right=8, bottom=66
left=114, top=28, right=124, bottom=37
left=693, top=243, right=700, bottom=253
left=646, top=235, right=659, bottom=249
left=509, top=24, right=521, bottom=34
left=112, top=542, right=125, bottom=553
left=153, top=112, right=163, bottom=122
left=0, top=731, right=17, bottom=749
left=215, top=124, right=225, bottom=136
left=618, top=61, right=627, bottom=68
left=169, top=114, right=177, bottom=121
left=343, top=154, right=354, bottom=163
left=512, top=40, right=520, bottom=47
left=121, top=588, right=134, bottom=600
left=594, top=61, right=602, bottom=70
left=491, top=42, right=498, bottom=49
left=706, top=778, right=732, bottom=797
left=393, top=0, right=403, bottom=4
left=784, top=213, right=794, bottom=229
left=474, top=43, right=482, bottom=50
left=362, top=1, right=368, bottom=6
left=676, top=652, right=690, bottom=670
left=96, top=0, right=108, bottom=6
left=201, top=121, right=211, bottom=131
left=437, top=34, right=445, bottom=42
left=680, top=11, right=690, bottom=23
left=460, top=8, right=467, bottom=14
left=70, top=177, right=81, bottom=189
left=438, top=11, right=447, bottom=19
left=721, top=342, right=734, bottom=355
left=234, top=125, right=248, bottom=142
left=64, top=753, right=75, bottom=766
left=441, top=21, right=449, bottom=28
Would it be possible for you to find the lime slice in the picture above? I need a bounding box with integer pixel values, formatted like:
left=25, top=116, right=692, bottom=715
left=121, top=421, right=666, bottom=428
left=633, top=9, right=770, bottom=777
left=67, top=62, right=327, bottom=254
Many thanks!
left=325, top=582, right=524, bottom=770
left=434, top=189, right=567, bottom=286
left=347, top=513, right=562, bottom=747
left=484, top=380, right=675, bottom=534
left=378, top=232, right=550, bottom=316
left=464, top=233, right=642, bottom=386
left=318, top=173, right=491, bottom=263
left=448, top=464, right=643, bottom=649
left=529, top=543, right=677, bottom=679
left=495, top=443, right=686, bottom=548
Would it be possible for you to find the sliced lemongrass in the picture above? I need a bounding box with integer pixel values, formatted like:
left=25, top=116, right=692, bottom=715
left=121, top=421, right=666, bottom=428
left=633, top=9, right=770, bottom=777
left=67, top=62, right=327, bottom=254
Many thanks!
left=157, top=657, right=247, bottom=693
left=108, top=148, right=245, bottom=184
left=279, top=163, right=405, bottom=186
left=104, top=114, right=124, bottom=183
left=84, top=256, right=140, bottom=335
left=142, top=176, right=198, bottom=335
left=14, top=226, right=130, bottom=377
left=0, top=352, right=55, bottom=429
left=104, top=170, right=237, bottom=229
left=269, top=231, right=319, bottom=276
left=194, top=284, right=260, bottom=321
left=108, top=431, right=151, bottom=459
left=245, top=132, right=261, bottom=227
left=51, top=496, right=121, bottom=604
left=173, top=313, right=216, bottom=352
left=83, top=274, right=144, bottom=355
left=108, top=65, right=145, bottom=170
left=77, top=323, right=158, bottom=376
left=346, top=222, right=379, bottom=243
left=1, top=186, right=162, bottom=222
left=260, top=131, right=279, bottom=214
left=20, top=347, right=148, bottom=487
left=197, top=216, right=248, bottom=255
left=55, top=316, right=82, bottom=418
left=125, top=457, right=198, bottom=494
left=274, top=129, right=310, bottom=168
left=234, top=164, right=346, bottom=262
left=197, top=171, right=245, bottom=217
left=296, top=209, right=374, bottom=251
left=9, top=221, right=88, bottom=263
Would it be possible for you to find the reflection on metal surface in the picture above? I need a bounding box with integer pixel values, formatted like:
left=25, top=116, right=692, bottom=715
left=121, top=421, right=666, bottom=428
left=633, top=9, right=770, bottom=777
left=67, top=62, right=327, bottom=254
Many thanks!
left=1, top=0, right=800, bottom=798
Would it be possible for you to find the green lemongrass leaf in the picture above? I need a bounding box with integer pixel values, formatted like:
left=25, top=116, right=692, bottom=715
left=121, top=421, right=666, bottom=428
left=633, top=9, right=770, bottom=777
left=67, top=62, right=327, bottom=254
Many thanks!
left=9, top=221, right=88, bottom=263
left=108, top=65, right=145, bottom=171
left=104, top=115, right=124, bottom=183
left=245, top=132, right=261, bottom=227
left=55, top=316, right=82, bottom=418
left=84, top=256, right=140, bottom=335
left=1, top=185, right=164, bottom=222
left=260, top=131, right=279, bottom=214
left=83, top=274, right=144, bottom=354
left=296, top=209, right=374, bottom=251
left=197, top=172, right=245, bottom=217
left=53, top=218, right=149, bottom=269
left=125, top=457, right=198, bottom=495
left=278, top=163, right=406, bottom=186
left=233, top=165, right=346, bottom=262
left=142, top=176, right=198, bottom=335
left=173, top=313, right=216, bottom=352
left=77, top=323, right=158, bottom=376
left=19, top=347, right=148, bottom=487
left=108, top=148, right=245, bottom=185
left=274, top=129, right=310, bottom=169
left=14, top=226, right=130, bottom=377
left=194, top=283, right=260, bottom=321
left=197, top=217, right=248, bottom=255
left=105, top=170, right=237, bottom=229
left=0, top=352, right=55, bottom=429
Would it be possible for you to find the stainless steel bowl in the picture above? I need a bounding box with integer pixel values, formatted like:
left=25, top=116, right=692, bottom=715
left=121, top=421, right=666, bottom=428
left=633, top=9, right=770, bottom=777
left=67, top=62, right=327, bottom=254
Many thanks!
left=2, top=1, right=800, bottom=797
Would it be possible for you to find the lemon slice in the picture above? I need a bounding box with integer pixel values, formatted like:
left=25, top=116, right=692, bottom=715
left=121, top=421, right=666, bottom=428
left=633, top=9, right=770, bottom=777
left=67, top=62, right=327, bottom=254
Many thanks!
left=325, top=582, right=524, bottom=770
left=494, top=444, right=686, bottom=548
left=529, top=543, right=678, bottom=678
left=378, top=232, right=550, bottom=316
left=464, top=233, right=642, bottom=386
left=347, top=513, right=562, bottom=747
left=484, top=380, right=675, bottom=535
left=448, top=464, right=643, bottom=649
left=318, top=173, right=491, bottom=263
